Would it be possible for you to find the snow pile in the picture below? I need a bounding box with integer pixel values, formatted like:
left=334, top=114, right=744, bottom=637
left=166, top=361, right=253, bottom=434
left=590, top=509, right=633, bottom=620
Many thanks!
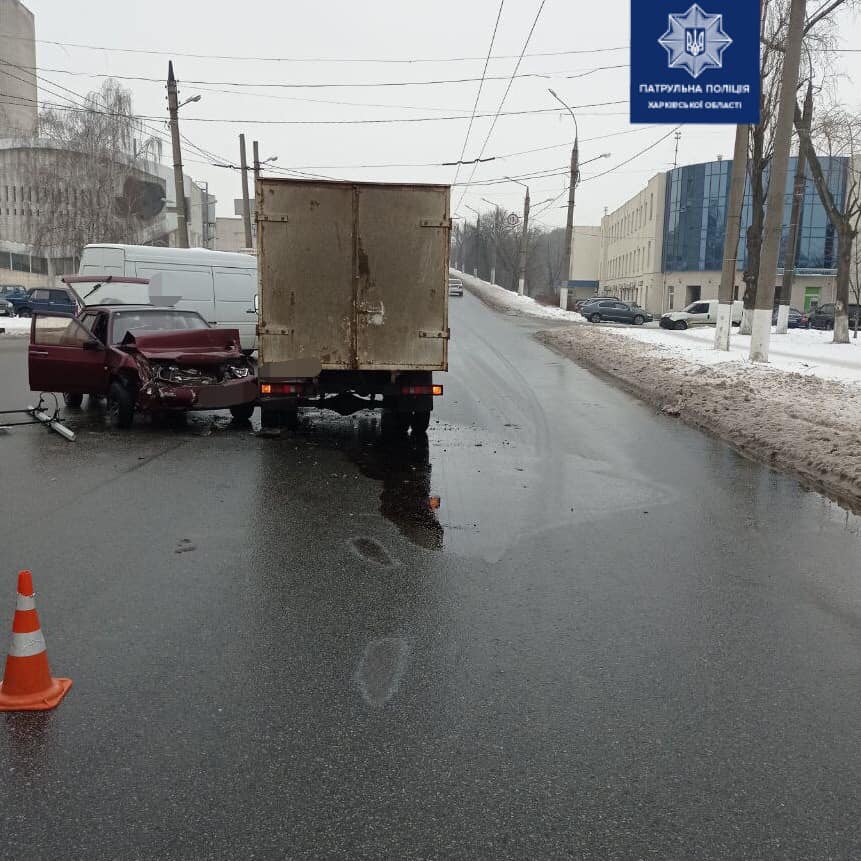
left=452, top=270, right=585, bottom=323
left=0, top=317, right=32, bottom=336
left=539, top=324, right=861, bottom=510
left=604, top=323, right=861, bottom=386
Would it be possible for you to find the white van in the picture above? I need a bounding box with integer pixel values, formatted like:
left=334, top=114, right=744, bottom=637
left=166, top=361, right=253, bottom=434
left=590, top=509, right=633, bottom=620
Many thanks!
left=660, top=299, right=743, bottom=330
left=78, top=244, right=257, bottom=351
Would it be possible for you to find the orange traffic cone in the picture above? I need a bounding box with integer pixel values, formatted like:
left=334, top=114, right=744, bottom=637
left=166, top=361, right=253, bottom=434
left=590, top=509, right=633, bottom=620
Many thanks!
left=0, top=571, right=71, bottom=711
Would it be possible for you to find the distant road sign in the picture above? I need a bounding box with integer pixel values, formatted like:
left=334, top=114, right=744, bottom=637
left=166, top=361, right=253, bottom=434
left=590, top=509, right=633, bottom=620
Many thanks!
left=506, top=213, right=521, bottom=227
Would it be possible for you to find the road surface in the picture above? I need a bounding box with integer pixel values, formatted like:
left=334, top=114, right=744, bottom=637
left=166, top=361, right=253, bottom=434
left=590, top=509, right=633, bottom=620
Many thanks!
left=1, top=296, right=861, bottom=859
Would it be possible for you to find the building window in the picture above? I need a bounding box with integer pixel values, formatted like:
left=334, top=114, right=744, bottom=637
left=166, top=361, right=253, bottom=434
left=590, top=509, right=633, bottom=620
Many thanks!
left=650, top=193, right=654, bottom=220
left=667, top=285, right=675, bottom=310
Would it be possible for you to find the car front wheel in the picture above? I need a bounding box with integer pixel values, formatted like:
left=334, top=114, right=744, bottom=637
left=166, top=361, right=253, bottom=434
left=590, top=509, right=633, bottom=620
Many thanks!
left=17, top=307, right=31, bottom=318
left=108, top=381, right=135, bottom=429
left=590, top=313, right=601, bottom=323
left=674, top=320, right=688, bottom=330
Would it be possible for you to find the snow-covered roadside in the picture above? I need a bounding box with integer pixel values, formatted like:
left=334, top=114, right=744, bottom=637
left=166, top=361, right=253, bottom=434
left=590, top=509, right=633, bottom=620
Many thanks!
left=538, top=325, right=861, bottom=510
left=0, top=317, right=31, bottom=336
left=603, top=322, right=861, bottom=386
left=452, top=270, right=586, bottom=324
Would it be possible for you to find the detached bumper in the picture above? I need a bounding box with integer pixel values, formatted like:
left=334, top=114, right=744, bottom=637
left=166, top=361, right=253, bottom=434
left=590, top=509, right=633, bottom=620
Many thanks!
left=139, top=377, right=258, bottom=411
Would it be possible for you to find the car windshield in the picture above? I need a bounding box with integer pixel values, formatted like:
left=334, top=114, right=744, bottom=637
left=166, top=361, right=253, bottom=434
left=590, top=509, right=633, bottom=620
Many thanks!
left=111, top=310, right=208, bottom=344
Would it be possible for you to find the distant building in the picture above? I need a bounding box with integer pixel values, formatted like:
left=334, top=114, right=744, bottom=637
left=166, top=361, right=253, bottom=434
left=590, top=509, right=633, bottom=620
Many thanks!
left=215, top=217, right=249, bottom=253
left=0, top=0, right=37, bottom=138
left=566, top=225, right=604, bottom=300
left=599, top=157, right=850, bottom=316
left=0, top=0, right=215, bottom=288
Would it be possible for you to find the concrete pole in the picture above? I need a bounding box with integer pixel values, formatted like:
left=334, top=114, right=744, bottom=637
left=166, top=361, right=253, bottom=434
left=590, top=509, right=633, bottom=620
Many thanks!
left=715, top=124, right=750, bottom=351
left=777, top=82, right=813, bottom=334
left=252, top=140, right=261, bottom=183
left=560, top=139, right=579, bottom=310
left=750, top=0, right=807, bottom=363
left=518, top=188, right=530, bottom=296
left=239, top=134, right=253, bottom=250
left=167, top=61, right=189, bottom=249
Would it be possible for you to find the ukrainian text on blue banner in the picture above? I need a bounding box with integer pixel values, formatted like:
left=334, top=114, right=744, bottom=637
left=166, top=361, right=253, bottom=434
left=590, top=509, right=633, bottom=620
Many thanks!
left=630, top=1, right=761, bottom=124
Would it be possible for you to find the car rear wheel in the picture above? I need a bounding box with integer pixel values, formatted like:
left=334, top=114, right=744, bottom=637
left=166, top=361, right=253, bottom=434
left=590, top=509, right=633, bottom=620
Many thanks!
left=674, top=320, right=688, bottom=330
left=633, top=315, right=645, bottom=326
left=63, top=393, right=84, bottom=409
left=108, top=381, right=135, bottom=429
left=590, top=313, right=601, bottom=323
left=230, top=403, right=255, bottom=422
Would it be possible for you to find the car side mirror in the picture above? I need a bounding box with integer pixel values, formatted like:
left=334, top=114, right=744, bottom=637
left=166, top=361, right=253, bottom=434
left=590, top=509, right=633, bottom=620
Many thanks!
left=82, top=338, right=102, bottom=351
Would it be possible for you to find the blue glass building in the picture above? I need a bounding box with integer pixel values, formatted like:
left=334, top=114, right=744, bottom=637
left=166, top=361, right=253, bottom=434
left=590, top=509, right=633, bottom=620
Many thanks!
left=662, top=157, right=848, bottom=275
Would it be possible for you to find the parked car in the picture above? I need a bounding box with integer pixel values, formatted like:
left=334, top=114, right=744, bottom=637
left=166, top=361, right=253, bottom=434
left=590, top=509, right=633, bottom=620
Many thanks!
left=577, top=295, right=620, bottom=314
left=660, top=299, right=743, bottom=330
left=9, top=286, right=79, bottom=318
left=771, top=306, right=808, bottom=328
left=807, top=303, right=861, bottom=330
left=27, top=305, right=257, bottom=428
left=0, top=297, right=13, bottom=317
left=0, top=285, right=27, bottom=300
left=449, top=278, right=464, bottom=297
left=585, top=300, right=653, bottom=325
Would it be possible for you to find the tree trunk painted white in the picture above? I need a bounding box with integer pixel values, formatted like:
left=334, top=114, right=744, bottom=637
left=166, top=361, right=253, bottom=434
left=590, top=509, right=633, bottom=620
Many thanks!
left=776, top=303, right=790, bottom=334
left=559, top=287, right=568, bottom=310
left=518, top=277, right=525, bottom=296
left=490, top=266, right=496, bottom=285
left=714, top=303, right=733, bottom=351
left=739, top=307, right=753, bottom=335
left=834, top=299, right=850, bottom=344
left=749, top=308, right=773, bottom=363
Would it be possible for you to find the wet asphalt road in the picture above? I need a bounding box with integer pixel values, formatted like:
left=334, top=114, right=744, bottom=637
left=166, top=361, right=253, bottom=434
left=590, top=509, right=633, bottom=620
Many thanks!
left=3, top=296, right=861, bottom=859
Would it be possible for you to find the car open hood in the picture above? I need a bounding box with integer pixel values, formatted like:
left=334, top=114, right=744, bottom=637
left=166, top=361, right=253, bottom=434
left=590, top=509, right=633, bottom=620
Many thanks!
left=121, top=328, right=244, bottom=364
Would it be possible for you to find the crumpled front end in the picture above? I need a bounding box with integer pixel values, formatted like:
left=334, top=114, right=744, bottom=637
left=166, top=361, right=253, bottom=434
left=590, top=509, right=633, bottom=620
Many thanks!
left=133, top=356, right=258, bottom=412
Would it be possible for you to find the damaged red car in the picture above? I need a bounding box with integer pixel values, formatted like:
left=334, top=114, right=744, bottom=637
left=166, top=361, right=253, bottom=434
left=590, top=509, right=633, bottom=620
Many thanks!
left=28, top=305, right=257, bottom=427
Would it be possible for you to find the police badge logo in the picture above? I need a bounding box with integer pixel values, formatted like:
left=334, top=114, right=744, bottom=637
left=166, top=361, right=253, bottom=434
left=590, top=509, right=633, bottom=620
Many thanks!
left=659, top=4, right=732, bottom=78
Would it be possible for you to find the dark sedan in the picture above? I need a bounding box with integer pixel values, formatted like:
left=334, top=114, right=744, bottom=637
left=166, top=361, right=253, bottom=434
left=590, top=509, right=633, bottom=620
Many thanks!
left=771, top=306, right=808, bottom=328
left=585, top=300, right=653, bottom=325
left=807, top=303, right=861, bottom=330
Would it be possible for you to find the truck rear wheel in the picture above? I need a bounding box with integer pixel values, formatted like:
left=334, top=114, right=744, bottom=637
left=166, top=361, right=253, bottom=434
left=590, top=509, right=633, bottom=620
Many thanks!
left=381, top=409, right=409, bottom=438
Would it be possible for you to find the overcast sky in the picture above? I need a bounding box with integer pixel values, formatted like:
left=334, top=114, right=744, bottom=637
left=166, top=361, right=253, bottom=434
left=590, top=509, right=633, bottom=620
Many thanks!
left=20, top=0, right=861, bottom=227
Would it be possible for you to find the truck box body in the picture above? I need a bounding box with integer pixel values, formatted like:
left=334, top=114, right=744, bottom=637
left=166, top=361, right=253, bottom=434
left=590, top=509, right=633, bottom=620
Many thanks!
left=258, top=178, right=449, bottom=375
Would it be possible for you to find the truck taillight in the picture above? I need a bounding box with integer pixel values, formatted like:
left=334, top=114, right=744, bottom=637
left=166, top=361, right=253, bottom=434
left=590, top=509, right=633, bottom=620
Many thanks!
left=260, top=382, right=306, bottom=395
left=401, top=384, right=443, bottom=396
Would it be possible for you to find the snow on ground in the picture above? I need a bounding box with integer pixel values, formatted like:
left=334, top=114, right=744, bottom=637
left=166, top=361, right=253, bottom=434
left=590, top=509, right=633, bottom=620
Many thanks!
left=601, top=322, right=861, bottom=386
left=0, top=317, right=31, bottom=336
left=452, top=270, right=585, bottom=324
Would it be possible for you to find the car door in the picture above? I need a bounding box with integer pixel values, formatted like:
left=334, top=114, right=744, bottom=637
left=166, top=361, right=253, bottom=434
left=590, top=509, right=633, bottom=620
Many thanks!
left=29, top=313, right=109, bottom=395
left=49, top=289, right=74, bottom=314
left=28, top=289, right=51, bottom=313
left=614, top=302, right=634, bottom=323
left=686, top=302, right=711, bottom=326
left=213, top=267, right=257, bottom=350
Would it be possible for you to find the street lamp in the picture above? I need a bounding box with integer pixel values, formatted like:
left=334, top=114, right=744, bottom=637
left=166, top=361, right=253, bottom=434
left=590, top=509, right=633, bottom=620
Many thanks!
left=178, top=94, right=202, bottom=109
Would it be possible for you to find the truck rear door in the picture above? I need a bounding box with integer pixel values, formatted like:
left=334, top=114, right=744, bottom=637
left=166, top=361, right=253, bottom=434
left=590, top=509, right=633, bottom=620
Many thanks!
left=355, top=185, right=449, bottom=370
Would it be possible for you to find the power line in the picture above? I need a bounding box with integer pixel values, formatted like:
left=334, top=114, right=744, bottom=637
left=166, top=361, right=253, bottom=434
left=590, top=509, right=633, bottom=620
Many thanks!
left=453, top=0, right=548, bottom=215
left=25, top=65, right=577, bottom=90
left=0, top=32, right=627, bottom=63
left=452, top=0, right=506, bottom=189
left=17, top=94, right=628, bottom=126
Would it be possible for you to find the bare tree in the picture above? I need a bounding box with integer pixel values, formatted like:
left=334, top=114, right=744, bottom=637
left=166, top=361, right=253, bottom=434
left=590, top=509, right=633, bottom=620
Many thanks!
left=796, top=103, right=861, bottom=342
left=30, top=80, right=163, bottom=266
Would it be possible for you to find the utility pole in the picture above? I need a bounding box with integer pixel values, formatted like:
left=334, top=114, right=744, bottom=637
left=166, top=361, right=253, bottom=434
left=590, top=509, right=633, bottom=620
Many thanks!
left=560, top=140, right=579, bottom=310
left=239, top=133, right=253, bottom=250
left=201, top=181, right=210, bottom=249
left=253, top=140, right=261, bottom=183
left=518, top=187, right=530, bottom=296
left=714, top=124, right=750, bottom=351
left=777, top=81, right=814, bottom=334
left=750, top=0, right=807, bottom=362
left=465, top=205, right=480, bottom=277
left=167, top=61, right=189, bottom=249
